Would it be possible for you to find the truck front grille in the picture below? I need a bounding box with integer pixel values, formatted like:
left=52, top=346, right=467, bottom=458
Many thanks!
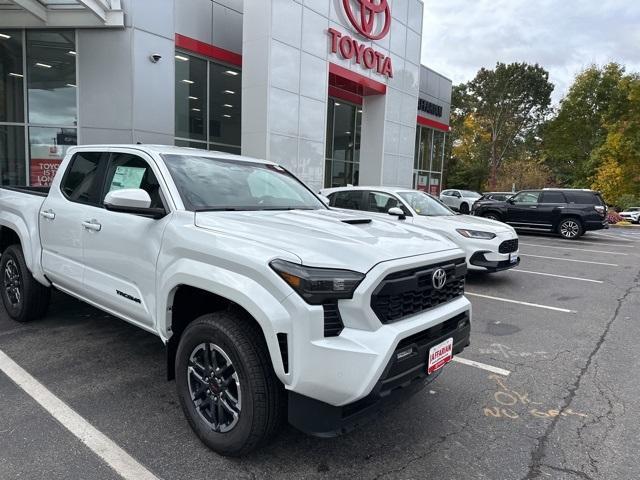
left=370, top=258, right=467, bottom=324
left=499, top=238, right=518, bottom=254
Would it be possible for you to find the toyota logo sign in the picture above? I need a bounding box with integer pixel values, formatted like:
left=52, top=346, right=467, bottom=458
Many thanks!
left=432, top=268, right=447, bottom=290
left=342, top=0, right=391, bottom=40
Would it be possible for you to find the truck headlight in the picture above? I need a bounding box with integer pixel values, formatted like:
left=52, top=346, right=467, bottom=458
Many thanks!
left=270, top=259, right=365, bottom=305
left=456, top=229, right=496, bottom=240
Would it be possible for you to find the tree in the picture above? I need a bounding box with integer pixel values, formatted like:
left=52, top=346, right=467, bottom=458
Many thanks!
left=589, top=74, right=640, bottom=205
left=460, top=63, right=554, bottom=189
left=543, top=64, right=627, bottom=186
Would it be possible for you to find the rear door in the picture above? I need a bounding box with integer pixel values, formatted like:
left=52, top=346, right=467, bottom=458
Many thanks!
left=40, top=151, right=108, bottom=295
left=505, top=191, right=542, bottom=226
left=80, top=150, right=172, bottom=329
left=537, top=191, right=567, bottom=226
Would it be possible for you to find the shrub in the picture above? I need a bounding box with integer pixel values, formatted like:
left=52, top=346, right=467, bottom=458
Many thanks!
left=607, top=211, right=623, bottom=224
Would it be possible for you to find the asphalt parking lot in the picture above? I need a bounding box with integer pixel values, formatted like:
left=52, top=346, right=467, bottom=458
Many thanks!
left=1, top=228, right=639, bottom=480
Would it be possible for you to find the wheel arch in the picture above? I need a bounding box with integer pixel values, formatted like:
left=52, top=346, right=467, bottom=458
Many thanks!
left=160, top=269, right=292, bottom=382
left=0, top=213, right=49, bottom=286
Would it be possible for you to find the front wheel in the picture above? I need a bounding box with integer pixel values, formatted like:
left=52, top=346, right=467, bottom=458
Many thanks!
left=558, top=218, right=583, bottom=239
left=0, top=244, right=50, bottom=322
left=175, top=311, right=285, bottom=456
left=459, top=203, right=470, bottom=214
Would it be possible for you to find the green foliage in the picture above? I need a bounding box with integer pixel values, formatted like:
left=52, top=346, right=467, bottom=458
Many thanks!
left=542, top=64, right=628, bottom=186
left=445, top=62, right=553, bottom=189
left=617, top=194, right=640, bottom=211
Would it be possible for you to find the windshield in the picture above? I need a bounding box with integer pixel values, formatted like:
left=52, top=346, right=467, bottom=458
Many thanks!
left=398, top=191, right=455, bottom=216
left=460, top=190, right=481, bottom=198
left=627, top=207, right=640, bottom=212
left=162, top=154, right=325, bottom=211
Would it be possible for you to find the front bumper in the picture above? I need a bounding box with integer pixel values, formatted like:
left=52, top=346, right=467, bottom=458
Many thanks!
left=470, top=251, right=520, bottom=272
left=279, top=251, right=471, bottom=407
left=288, top=311, right=471, bottom=436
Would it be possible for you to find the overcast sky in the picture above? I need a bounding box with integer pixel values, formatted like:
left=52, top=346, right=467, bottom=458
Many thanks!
left=420, top=0, right=640, bottom=103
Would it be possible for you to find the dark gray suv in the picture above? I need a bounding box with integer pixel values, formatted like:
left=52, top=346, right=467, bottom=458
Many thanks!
left=472, top=189, right=608, bottom=239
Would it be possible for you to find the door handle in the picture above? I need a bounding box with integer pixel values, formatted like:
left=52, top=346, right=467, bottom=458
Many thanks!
left=529, top=206, right=538, bottom=209
left=82, top=220, right=102, bottom=232
left=40, top=210, right=55, bottom=220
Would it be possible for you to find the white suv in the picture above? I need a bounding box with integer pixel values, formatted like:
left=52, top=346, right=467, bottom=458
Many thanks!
left=322, top=186, right=520, bottom=273
left=440, top=189, right=482, bottom=214
left=619, top=207, right=640, bottom=224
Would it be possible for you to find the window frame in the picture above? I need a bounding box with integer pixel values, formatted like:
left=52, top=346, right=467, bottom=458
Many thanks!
left=59, top=151, right=109, bottom=207
left=97, top=152, right=169, bottom=214
left=174, top=49, right=241, bottom=153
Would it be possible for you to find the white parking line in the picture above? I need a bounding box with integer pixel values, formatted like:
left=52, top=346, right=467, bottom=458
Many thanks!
left=520, top=254, right=619, bottom=267
left=592, top=232, right=638, bottom=242
left=518, top=236, right=636, bottom=248
left=0, top=349, right=159, bottom=480
left=452, top=356, right=511, bottom=376
left=519, top=243, right=626, bottom=256
left=509, top=269, right=603, bottom=284
left=466, top=292, right=575, bottom=313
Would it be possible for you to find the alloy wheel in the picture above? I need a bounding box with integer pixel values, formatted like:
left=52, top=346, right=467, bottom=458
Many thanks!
left=4, top=259, right=22, bottom=309
left=187, top=343, right=242, bottom=433
left=560, top=220, right=580, bottom=239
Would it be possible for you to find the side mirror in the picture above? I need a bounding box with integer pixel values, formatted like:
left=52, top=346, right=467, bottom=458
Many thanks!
left=388, top=206, right=406, bottom=220
left=104, top=188, right=166, bottom=219
left=507, top=198, right=515, bottom=204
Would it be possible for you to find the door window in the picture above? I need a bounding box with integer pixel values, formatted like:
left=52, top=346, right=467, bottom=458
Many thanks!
left=365, top=191, right=399, bottom=213
left=329, top=191, right=363, bottom=210
left=511, top=191, right=540, bottom=204
left=103, top=154, right=164, bottom=209
left=540, top=191, right=566, bottom=204
left=60, top=152, right=105, bottom=205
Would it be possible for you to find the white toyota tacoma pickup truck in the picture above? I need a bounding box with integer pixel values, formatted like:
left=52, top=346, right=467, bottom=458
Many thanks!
left=0, top=145, right=471, bottom=456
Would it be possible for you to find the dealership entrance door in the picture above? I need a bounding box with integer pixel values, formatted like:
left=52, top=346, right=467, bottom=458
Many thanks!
left=324, top=97, right=362, bottom=187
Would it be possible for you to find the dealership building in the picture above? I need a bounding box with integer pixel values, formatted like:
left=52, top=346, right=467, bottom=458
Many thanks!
left=0, top=0, right=451, bottom=193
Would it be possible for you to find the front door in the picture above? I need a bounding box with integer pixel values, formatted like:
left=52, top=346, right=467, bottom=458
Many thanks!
left=40, top=151, right=107, bottom=295
left=506, top=191, right=541, bottom=226
left=81, top=151, right=171, bottom=329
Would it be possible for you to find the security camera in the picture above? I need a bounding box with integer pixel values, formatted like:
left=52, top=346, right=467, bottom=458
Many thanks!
left=149, top=54, right=162, bottom=63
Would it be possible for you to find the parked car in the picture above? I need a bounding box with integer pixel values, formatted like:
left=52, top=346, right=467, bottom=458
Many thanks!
left=472, top=188, right=608, bottom=239
left=321, top=186, right=520, bottom=273
left=440, top=189, right=482, bottom=214
left=480, top=192, right=514, bottom=201
left=0, top=145, right=472, bottom=455
left=619, top=207, right=640, bottom=224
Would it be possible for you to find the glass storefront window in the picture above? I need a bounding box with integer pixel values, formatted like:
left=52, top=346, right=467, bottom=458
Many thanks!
left=29, top=126, right=76, bottom=186
left=175, top=54, right=207, bottom=141
left=432, top=130, right=444, bottom=172
left=175, top=52, right=242, bottom=152
left=26, top=30, right=77, bottom=126
left=209, top=63, right=241, bottom=148
left=0, top=30, right=24, bottom=123
left=0, top=125, right=26, bottom=185
left=325, top=98, right=361, bottom=187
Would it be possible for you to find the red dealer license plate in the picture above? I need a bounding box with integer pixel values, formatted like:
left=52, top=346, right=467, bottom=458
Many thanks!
left=427, top=338, right=454, bottom=374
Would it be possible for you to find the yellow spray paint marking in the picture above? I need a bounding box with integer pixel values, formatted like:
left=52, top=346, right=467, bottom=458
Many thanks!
left=483, top=375, right=587, bottom=420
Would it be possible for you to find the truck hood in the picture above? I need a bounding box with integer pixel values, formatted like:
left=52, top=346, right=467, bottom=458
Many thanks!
left=195, top=209, right=459, bottom=272
left=420, top=214, right=514, bottom=233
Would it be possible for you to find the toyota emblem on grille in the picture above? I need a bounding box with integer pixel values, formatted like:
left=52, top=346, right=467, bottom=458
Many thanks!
left=432, top=268, right=447, bottom=290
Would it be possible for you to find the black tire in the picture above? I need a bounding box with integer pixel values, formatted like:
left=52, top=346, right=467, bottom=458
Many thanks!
left=175, top=311, right=285, bottom=456
left=0, top=244, right=50, bottom=322
left=459, top=203, right=470, bottom=214
left=558, top=218, right=583, bottom=239
left=482, top=212, right=502, bottom=222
